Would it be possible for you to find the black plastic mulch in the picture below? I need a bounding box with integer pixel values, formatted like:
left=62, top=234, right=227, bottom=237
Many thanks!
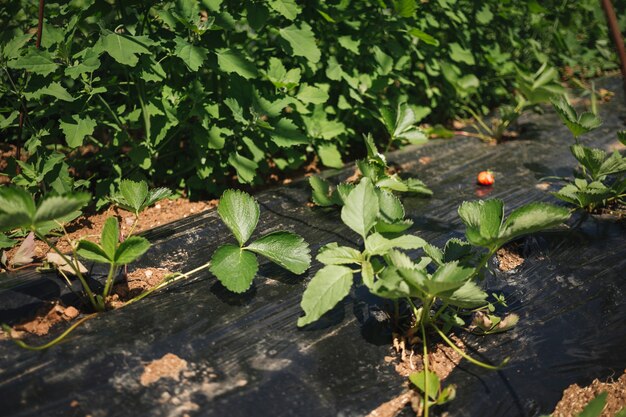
left=0, top=77, right=625, bottom=417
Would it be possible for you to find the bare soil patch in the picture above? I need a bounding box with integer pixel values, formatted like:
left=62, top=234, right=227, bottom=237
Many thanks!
left=552, top=371, right=626, bottom=417
left=2, top=302, right=79, bottom=338
left=140, top=353, right=188, bottom=387
left=496, top=244, right=525, bottom=272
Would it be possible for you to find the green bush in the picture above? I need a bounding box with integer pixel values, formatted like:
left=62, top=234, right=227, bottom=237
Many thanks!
left=0, top=0, right=620, bottom=205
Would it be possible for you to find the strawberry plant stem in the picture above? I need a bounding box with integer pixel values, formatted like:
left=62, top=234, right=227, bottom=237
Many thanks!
left=35, top=232, right=99, bottom=311
left=123, top=260, right=212, bottom=307
left=1, top=314, right=96, bottom=351
left=420, top=319, right=431, bottom=417
left=431, top=322, right=507, bottom=371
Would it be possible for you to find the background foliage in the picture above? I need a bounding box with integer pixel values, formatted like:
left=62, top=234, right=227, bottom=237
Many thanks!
left=0, top=0, right=623, bottom=205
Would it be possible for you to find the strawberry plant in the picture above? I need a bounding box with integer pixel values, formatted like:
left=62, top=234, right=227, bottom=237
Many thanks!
left=549, top=98, right=626, bottom=212
left=210, top=190, right=311, bottom=293
left=108, top=179, right=172, bottom=234
left=310, top=134, right=431, bottom=234
left=298, top=179, right=570, bottom=414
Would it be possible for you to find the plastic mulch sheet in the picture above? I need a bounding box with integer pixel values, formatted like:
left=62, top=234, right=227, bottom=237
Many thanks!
left=0, top=77, right=625, bottom=417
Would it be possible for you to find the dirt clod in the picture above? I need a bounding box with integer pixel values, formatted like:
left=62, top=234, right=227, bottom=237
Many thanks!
left=12, top=302, right=79, bottom=337
left=140, top=353, right=188, bottom=387
left=552, top=371, right=626, bottom=417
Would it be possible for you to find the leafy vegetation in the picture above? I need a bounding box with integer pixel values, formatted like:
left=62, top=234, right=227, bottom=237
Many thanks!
left=298, top=177, right=570, bottom=414
left=310, top=134, right=430, bottom=234
left=0, top=0, right=621, bottom=202
left=549, top=98, right=626, bottom=212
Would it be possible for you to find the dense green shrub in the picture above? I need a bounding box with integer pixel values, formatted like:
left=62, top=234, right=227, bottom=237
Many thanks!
left=0, top=0, right=621, bottom=205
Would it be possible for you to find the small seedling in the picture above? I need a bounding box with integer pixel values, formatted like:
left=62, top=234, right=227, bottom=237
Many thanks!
left=378, top=102, right=429, bottom=151
left=76, top=218, right=150, bottom=310
left=548, top=99, right=626, bottom=212
left=310, top=133, right=431, bottom=233
left=210, top=189, right=311, bottom=293
left=460, top=64, right=565, bottom=143
left=109, top=179, right=172, bottom=235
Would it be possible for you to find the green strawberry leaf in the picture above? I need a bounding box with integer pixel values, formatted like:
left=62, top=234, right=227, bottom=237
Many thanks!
left=297, top=265, right=353, bottom=327
left=210, top=244, right=259, bottom=293
left=316, top=242, right=362, bottom=265
left=217, top=189, right=260, bottom=246
left=341, top=178, right=379, bottom=238
left=33, top=193, right=90, bottom=227
left=114, top=236, right=150, bottom=265
left=247, top=231, right=311, bottom=274
left=498, top=202, right=570, bottom=244
left=76, top=240, right=111, bottom=263
left=458, top=199, right=504, bottom=248
left=101, top=217, right=119, bottom=259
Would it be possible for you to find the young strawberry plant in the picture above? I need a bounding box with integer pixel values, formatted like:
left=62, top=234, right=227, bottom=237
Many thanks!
left=309, top=134, right=431, bottom=234
left=298, top=179, right=570, bottom=415
left=108, top=179, right=172, bottom=234
left=210, top=189, right=311, bottom=293
left=549, top=98, right=626, bottom=212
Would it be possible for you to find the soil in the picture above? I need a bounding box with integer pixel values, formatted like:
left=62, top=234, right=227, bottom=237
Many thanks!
left=371, top=334, right=466, bottom=417
left=552, top=370, right=626, bottom=417
left=594, top=201, right=626, bottom=219
left=107, top=267, right=172, bottom=308
left=140, top=353, right=188, bottom=386
left=496, top=245, right=525, bottom=272
left=2, top=197, right=217, bottom=265
left=2, top=302, right=79, bottom=338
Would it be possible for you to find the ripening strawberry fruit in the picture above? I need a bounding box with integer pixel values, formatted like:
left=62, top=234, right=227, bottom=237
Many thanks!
left=477, top=170, right=495, bottom=186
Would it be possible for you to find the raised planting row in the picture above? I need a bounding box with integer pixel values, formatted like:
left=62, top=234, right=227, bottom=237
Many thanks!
left=0, top=80, right=625, bottom=416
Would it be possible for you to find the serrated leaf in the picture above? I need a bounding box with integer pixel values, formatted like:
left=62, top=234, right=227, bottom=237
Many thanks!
left=97, top=33, right=152, bottom=67
left=33, top=193, right=90, bottom=226
left=119, top=179, right=149, bottom=214
left=268, top=0, right=301, bottom=20
left=34, top=82, right=74, bottom=102
left=365, top=233, right=426, bottom=256
left=317, top=143, right=344, bottom=169
left=100, top=217, right=119, bottom=259
left=77, top=240, right=111, bottom=263
left=8, top=49, right=58, bottom=76
left=0, top=187, right=36, bottom=231
left=115, top=236, right=150, bottom=264
left=551, top=97, right=602, bottom=138
left=65, top=48, right=101, bottom=78
left=216, top=48, right=258, bottom=79
left=279, top=23, right=321, bottom=63
left=458, top=199, right=504, bottom=248
left=570, top=144, right=606, bottom=178
left=175, top=38, right=208, bottom=71
left=0, top=233, right=16, bottom=250
left=297, top=85, right=329, bottom=104
left=210, top=244, right=259, bottom=293
left=316, top=242, right=361, bottom=265
left=341, top=178, right=379, bottom=238
left=229, top=152, right=258, bottom=183
left=597, top=151, right=626, bottom=178
left=271, top=118, right=309, bottom=147
left=145, top=187, right=172, bottom=207
left=393, top=0, right=417, bottom=17
left=407, top=28, right=439, bottom=46
left=217, top=189, right=259, bottom=246
left=59, top=115, right=97, bottom=148
left=426, top=261, right=474, bottom=294
left=377, top=189, right=405, bottom=223
left=297, top=265, right=353, bottom=326
left=247, top=231, right=311, bottom=274
left=439, top=281, right=488, bottom=308
left=498, top=202, right=570, bottom=244
left=309, top=176, right=336, bottom=207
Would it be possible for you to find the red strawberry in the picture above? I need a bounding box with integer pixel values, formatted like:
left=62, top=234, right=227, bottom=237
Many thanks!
left=477, top=170, right=495, bottom=186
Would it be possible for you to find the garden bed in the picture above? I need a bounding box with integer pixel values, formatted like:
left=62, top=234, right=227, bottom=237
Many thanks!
left=0, top=77, right=625, bottom=417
